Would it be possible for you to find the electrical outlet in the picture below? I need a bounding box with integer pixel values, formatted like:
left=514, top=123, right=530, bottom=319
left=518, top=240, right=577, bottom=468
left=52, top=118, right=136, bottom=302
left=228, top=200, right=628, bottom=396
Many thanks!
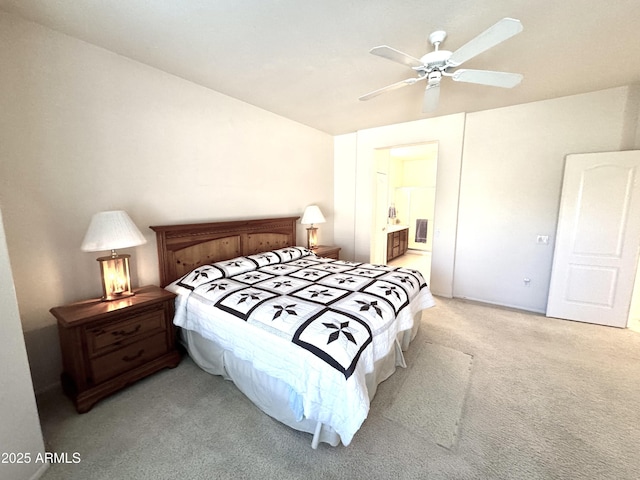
left=536, top=235, right=549, bottom=245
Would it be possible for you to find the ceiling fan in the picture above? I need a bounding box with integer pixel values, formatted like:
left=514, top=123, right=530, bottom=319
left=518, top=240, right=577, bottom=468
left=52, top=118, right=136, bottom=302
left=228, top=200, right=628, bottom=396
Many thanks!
left=359, top=17, right=524, bottom=112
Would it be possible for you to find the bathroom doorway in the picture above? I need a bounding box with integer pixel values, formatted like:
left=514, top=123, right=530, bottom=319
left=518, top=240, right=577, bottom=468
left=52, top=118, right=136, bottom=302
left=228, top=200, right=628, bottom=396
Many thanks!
left=374, top=142, right=438, bottom=284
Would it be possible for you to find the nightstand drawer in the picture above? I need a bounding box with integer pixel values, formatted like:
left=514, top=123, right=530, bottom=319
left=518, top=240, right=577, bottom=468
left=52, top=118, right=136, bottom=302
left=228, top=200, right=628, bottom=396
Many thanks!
left=86, top=308, right=166, bottom=355
left=90, top=331, right=168, bottom=384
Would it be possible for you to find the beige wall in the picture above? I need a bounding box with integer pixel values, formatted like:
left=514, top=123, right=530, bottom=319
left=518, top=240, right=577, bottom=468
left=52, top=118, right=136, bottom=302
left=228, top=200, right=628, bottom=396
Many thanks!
left=333, top=133, right=358, bottom=260
left=334, top=86, right=640, bottom=312
left=456, top=86, right=638, bottom=312
left=0, top=209, right=47, bottom=480
left=0, top=12, right=334, bottom=392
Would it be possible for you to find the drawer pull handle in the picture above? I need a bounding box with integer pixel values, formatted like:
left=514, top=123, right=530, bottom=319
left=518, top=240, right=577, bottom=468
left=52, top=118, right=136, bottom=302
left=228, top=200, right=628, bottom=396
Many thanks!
left=111, top=325, right=141, bottom=337
left=122, top=349, right=144, bottom=362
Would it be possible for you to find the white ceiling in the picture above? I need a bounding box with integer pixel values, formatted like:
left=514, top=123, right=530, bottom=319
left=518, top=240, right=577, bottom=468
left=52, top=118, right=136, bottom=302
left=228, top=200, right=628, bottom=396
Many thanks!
left=1, top=0, right=639, bottom=135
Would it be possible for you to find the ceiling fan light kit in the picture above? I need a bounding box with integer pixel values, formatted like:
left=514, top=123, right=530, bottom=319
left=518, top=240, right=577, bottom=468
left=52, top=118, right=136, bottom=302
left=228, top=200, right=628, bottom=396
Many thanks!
left=359, top=17, right=524, bottom=112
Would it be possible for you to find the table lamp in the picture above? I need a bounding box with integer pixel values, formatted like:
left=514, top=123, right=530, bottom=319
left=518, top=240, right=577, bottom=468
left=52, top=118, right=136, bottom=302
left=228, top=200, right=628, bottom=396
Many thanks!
left=301, top=205, right=326, bottom=250
left=81, top=210, right=147, bottom=301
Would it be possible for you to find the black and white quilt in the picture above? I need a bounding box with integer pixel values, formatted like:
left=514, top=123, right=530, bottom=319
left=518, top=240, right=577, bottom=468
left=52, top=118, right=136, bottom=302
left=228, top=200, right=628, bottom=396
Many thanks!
left=166, top=246, right=435, bottom=445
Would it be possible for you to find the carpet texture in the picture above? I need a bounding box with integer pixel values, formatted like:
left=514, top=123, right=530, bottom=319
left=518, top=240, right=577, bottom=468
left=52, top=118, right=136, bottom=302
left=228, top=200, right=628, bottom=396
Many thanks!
left=32, top=297, right=640, bottom=480
left=383, top=342, right=473, bottom=449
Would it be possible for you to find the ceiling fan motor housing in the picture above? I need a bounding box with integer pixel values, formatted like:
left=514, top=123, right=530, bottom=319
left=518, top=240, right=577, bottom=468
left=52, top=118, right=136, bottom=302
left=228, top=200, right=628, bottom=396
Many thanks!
left=418, top=49, right=452, bottom=72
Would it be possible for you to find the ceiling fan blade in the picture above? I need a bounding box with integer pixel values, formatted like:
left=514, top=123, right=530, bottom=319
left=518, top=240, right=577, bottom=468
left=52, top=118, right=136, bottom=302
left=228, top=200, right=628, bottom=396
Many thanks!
left=369, top=45, right=423, bottom=68
left=359, top=76, right=425, bottom=101
left=448, top=18, right=523, bottom=67
left=451, top=69, right=523, bottom=88
left=422, top=83, right=440, bottom=112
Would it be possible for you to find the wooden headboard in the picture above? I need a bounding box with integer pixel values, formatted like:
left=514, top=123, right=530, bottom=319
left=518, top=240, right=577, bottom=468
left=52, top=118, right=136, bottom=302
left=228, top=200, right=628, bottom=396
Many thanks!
left=150, top=216, right=299, bottom=287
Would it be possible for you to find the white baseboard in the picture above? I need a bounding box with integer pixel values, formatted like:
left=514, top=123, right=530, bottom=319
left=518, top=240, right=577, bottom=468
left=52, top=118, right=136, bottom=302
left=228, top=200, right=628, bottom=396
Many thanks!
left=453, top=295, right=546, bottom=314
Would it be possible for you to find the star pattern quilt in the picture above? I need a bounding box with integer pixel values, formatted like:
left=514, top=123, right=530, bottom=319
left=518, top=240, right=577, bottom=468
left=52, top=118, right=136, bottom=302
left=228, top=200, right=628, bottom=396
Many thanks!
left=166, top=246, right=435, bottom=445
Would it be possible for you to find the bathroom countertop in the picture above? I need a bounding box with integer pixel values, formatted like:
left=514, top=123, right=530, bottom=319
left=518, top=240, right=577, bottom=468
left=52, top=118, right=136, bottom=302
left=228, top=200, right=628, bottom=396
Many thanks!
left=386, top=224, right=409, bottom=233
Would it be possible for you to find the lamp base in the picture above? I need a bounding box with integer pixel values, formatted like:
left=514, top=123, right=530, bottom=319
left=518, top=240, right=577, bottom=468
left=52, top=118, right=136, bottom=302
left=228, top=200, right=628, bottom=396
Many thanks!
left=306, top=226, right=319, bottom=250
left=96, top=253, right=134, bottom=301
left=101, top=291, right=136, bottom=302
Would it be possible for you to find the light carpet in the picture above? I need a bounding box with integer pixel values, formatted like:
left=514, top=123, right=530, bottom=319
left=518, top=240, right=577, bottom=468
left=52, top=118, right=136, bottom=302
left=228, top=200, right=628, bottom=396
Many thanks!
left=382, top=341, right=473, bottom=449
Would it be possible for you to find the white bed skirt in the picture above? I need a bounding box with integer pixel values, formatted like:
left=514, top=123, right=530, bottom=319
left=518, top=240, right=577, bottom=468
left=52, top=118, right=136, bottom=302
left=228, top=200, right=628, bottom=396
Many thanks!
left=179, top=311, right=422, bottom=448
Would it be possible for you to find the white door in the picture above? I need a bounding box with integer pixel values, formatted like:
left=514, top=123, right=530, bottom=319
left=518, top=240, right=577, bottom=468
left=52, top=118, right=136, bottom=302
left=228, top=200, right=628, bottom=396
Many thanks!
left=546, top=151, right=640, bottom=327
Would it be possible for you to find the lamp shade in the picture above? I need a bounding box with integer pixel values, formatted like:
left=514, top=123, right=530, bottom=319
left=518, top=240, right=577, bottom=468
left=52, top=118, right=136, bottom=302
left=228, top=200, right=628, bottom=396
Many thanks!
left=301, top=205, right=326, bottom=225
left=81, top=210, right=147, bottom=252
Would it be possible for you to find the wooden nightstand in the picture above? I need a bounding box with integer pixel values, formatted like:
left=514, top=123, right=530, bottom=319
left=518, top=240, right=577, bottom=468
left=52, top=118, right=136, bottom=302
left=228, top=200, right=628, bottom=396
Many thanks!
left=313, top=245, right=341, bottom=260
left=51, top=285, right=181, bottom=413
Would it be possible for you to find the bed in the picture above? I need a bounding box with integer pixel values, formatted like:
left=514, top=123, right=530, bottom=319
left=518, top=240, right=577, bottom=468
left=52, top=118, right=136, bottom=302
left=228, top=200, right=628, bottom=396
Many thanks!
left=150, top=216, right=435, bottom=447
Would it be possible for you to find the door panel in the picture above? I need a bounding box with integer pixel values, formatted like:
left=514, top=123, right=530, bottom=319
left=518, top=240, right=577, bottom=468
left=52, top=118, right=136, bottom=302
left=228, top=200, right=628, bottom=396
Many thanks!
left=546, top=151, right=640, bottom=327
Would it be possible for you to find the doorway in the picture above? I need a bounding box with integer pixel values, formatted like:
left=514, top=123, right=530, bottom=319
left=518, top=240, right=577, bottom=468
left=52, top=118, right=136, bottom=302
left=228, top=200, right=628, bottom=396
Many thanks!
left=372, top=142, right=438, bottom=284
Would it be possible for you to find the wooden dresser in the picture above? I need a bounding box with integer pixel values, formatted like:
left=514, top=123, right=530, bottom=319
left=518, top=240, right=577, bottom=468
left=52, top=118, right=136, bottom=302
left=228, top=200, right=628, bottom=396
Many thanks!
left=51, top=285, right=181, bottom=413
